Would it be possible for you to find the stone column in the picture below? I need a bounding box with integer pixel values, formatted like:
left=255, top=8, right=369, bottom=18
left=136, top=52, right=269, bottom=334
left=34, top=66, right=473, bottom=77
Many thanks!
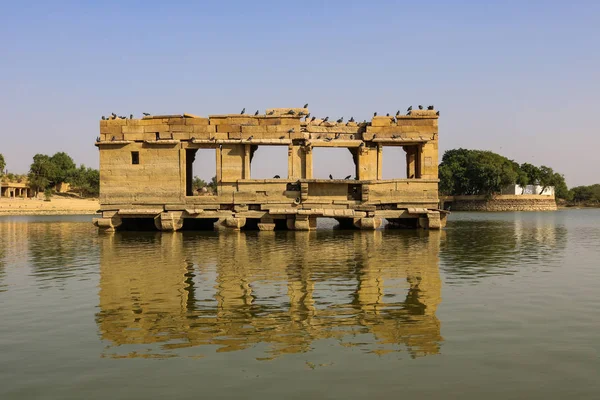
left=215, top=216, right=246, bottom=231
left=93, top=212, right=123, bottom=232
left=154, top=211, right=185, bottom=232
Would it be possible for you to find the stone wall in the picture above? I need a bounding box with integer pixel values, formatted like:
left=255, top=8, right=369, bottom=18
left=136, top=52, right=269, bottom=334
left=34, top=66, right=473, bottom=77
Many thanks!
left=444, top=195, right=557, bottom=211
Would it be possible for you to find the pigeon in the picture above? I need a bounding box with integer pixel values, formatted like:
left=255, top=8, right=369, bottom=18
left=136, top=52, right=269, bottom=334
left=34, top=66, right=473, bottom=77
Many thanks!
left=247, top=136, right=253, bottom=140
left=392, top=135, right=399, bottom=139
left=96, top=136, right=100, bottom=142
left=267, top=110, right=275, bottom=115
left=111, top=136, right=116, bottom=141
left=418, top=105, right=423, bottom=110
left=349, top=134, right=354, bottom=139
left=407, top=106, right=412, bottom=112
left=427, top=105, right=434, bottom=110
left=317, top=135, right=322, bottom=139
left=329, top=174, right=333, bottom=179
left=298, top=111, right=305, bottom=117
left=130, top=114, right=133, bottom=119
left=344, top=175, right=351, bottom=180
left=334, top=133, right=341, bottom=139
left=359, top=142, right=365, bottom=147
left=373, top=112, right=377, bottom=117
left=336, top=117, right=344, bottom=123
left=190, top=137, right=196, bottom=141
left=310, top=116, right=316, bottom=122
left=279, top=136, right=285, bottom=139
left=323, top=116, right=329, bottom=122
left=396, top=110, right=400, bottom=116
left=254, top=110, right=259, bottom=115
left=286, top=109, right=296, bottom=115
left=386, top=113, right=390, bottom=117
left=143, top=112, right=150, bottom=116
left=305, top=113, right=311, bottom=119
left=273, top=175, right=280, bottom=179
left=324, top=137, right=332, bottom=142
left=391, top=117, right=396, bottom=124
left=240, top=108, right=245, bottom=114
left=101, top=116, right=105, bottom=120
left=303, top=103, right=308, bottom=108
left=287, top=128, right=295, bottom=133
left=372, top=134, right=377, bottom=139
left=349, top=117, right=355, bottom=122
left=436, top=110, right=440, bottom=116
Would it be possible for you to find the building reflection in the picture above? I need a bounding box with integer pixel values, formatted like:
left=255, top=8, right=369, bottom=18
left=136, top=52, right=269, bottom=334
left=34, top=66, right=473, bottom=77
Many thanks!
left=96, top=229, right=444, bottom=359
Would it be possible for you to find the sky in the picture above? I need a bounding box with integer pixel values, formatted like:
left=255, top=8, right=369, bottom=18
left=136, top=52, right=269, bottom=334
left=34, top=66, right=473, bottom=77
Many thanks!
left=1, top=0, right=598, bottom=186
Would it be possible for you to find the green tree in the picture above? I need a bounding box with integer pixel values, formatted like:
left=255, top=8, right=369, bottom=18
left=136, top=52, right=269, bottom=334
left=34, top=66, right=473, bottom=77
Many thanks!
left=69, top=165, right=100, bottom=197
left=191, top=176, right=207, bottom=192
left=0, top=153, right=5, bottom=175
left=571, top=184, right=600, bottom=203
left=49, top=152, right=76, bottom=185
left=28, top=154, right=53, bottom=195
left=520, top=163, right=541, bottom=186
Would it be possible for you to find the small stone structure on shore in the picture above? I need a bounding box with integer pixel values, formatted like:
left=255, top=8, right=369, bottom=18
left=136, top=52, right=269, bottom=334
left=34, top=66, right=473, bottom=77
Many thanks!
left=93, top=107, right=446, bottom=231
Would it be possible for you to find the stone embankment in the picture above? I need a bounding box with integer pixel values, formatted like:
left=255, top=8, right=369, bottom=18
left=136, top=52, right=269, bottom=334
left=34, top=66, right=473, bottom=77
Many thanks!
left=441, top=195, right=557, bottom=211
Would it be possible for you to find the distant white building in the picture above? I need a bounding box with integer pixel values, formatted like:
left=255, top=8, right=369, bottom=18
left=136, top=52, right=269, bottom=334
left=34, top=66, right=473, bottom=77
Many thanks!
left=501, top=185, right=555, bottom=196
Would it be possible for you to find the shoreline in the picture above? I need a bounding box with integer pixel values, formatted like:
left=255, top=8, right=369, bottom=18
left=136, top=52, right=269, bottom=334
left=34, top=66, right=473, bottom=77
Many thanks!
left=0, top=197, right=100, bottom=216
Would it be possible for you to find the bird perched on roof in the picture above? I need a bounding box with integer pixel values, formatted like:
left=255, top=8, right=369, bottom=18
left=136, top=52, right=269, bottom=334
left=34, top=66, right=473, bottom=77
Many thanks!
left=190, top=137, right=196, bottom=141
left=287, top=128, right=294, bottom=133
left=96, top=136, right=100, bottom=142
left=391, top=117, right=396, bottom=124
left=143, top=112, right=150, bottom=116
left=111, top=113, right=117, bottom=119
left=344, top=175, right=351, bottom=180
left=130, top=114, right=133, bottom=119
left=305, top=113, right=311, bottom=119
left=310, top=116, right=316, bottom=122
left=427, top=105, right=434, bottom=110
left=298, top=111, right=305, bottom=117
left=436, top=110, right=440, bottom=116
left=392, top=135, right=399, bottom=139
left=373, top=112, right=377, bottom=117
left=407, top=106, right=412, bottom=112
left=273, top=175, right=280, bottom=178
left=329, top=174, right=333, bottom=179
left=111, top=136, right=116, bottom=141
left=247, top=136, right=253, bottom=140
left=101, top=116, right=105, bottom=120
left=267, top=110, right=274, bottom=115
left=334, top=133, right=341, bottom=139
left=349, top=117, right=355, bottom=122
left=254, top=110, right=259, bottom=116
left=372, top=134, right=377, bottom=139
left=303, top=103, right=308, bottom=108
left=359, top=142, right=365, bottom=147
left=386, top=113, right=390, bottom=117
left=349, top=134, right=354, bottom=139
left=396, top=110, right=400, bottom=116
left=279, top=136, right=285, bottom=139
left=240, top=108, right=245, bottom=114
left=324, top=137, right=332, bottom=142
left=286, top=109, right=295, bottom=115
left=418, top=105, right=423, bottom=110
left=336, top=117, right=343, bottom=123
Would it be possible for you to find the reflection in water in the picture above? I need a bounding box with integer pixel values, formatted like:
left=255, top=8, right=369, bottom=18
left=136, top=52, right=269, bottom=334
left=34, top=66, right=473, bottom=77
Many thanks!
left=96, top=230, right=444, bottom=359
left=440, top=213, right=568, bottom=281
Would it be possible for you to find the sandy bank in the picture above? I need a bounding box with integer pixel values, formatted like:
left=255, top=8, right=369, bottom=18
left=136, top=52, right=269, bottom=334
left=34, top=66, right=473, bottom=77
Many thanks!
left=0, top=197, right=100, bottom=215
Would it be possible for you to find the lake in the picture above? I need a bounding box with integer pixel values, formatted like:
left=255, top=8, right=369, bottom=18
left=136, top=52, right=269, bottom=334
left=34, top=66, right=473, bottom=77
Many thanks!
left=0, top=211, right=599, bottom=399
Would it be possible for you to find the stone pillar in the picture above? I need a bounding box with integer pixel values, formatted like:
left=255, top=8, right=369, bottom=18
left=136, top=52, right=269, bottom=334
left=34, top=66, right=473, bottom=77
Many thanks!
left=154, top=211, right=184, bottom=232
left=257, top=215, right=276, bottom=231
left=353, top=217, right=383, bottom=230
left=287, top=215, right=316, bottom=231
left=93, top=213, right=123, bottom=232
left=215, top=216, right=246, bottom=231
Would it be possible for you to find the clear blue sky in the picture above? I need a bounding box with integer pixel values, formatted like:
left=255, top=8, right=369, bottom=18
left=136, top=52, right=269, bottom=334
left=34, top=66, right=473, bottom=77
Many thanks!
left=1, top=0, right=598, bottom=186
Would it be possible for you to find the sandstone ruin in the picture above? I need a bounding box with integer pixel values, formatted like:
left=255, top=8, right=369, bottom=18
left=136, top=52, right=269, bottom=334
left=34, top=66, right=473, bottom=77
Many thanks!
left=93, top=107, right=446, bottom=231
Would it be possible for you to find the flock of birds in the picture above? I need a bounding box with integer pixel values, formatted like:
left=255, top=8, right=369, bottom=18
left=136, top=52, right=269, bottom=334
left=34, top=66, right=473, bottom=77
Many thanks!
left=102, top=104, right=439, bottom=122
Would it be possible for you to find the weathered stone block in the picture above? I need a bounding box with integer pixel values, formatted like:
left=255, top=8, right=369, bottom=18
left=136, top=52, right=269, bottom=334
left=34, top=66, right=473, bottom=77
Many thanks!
left=185, top=118, right=209, bottom=125
left=216, top=124, right=241, bottom=133
left=144, top=125, right=168, bottom=133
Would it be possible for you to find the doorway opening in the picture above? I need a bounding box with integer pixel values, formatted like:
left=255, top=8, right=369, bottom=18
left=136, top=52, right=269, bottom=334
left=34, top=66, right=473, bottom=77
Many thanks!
left=186, top=148, right=217, bottom=196
left=250, top=146, right=288, bottom=179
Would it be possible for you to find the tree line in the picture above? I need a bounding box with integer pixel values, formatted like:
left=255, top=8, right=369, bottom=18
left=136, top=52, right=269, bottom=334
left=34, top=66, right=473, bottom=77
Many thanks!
left=26, top=152, right=99, bottom=197
left=439, top=149, right=570, bottom=199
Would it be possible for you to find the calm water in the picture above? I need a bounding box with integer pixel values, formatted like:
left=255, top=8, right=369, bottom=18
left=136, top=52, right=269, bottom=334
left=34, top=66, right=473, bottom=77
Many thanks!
left=0, top=211, right=599, bottom=399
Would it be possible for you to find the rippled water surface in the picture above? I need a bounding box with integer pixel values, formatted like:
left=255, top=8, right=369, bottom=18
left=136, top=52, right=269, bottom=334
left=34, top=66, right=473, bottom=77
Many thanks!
left=0, top=211, right=599, bottom=399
